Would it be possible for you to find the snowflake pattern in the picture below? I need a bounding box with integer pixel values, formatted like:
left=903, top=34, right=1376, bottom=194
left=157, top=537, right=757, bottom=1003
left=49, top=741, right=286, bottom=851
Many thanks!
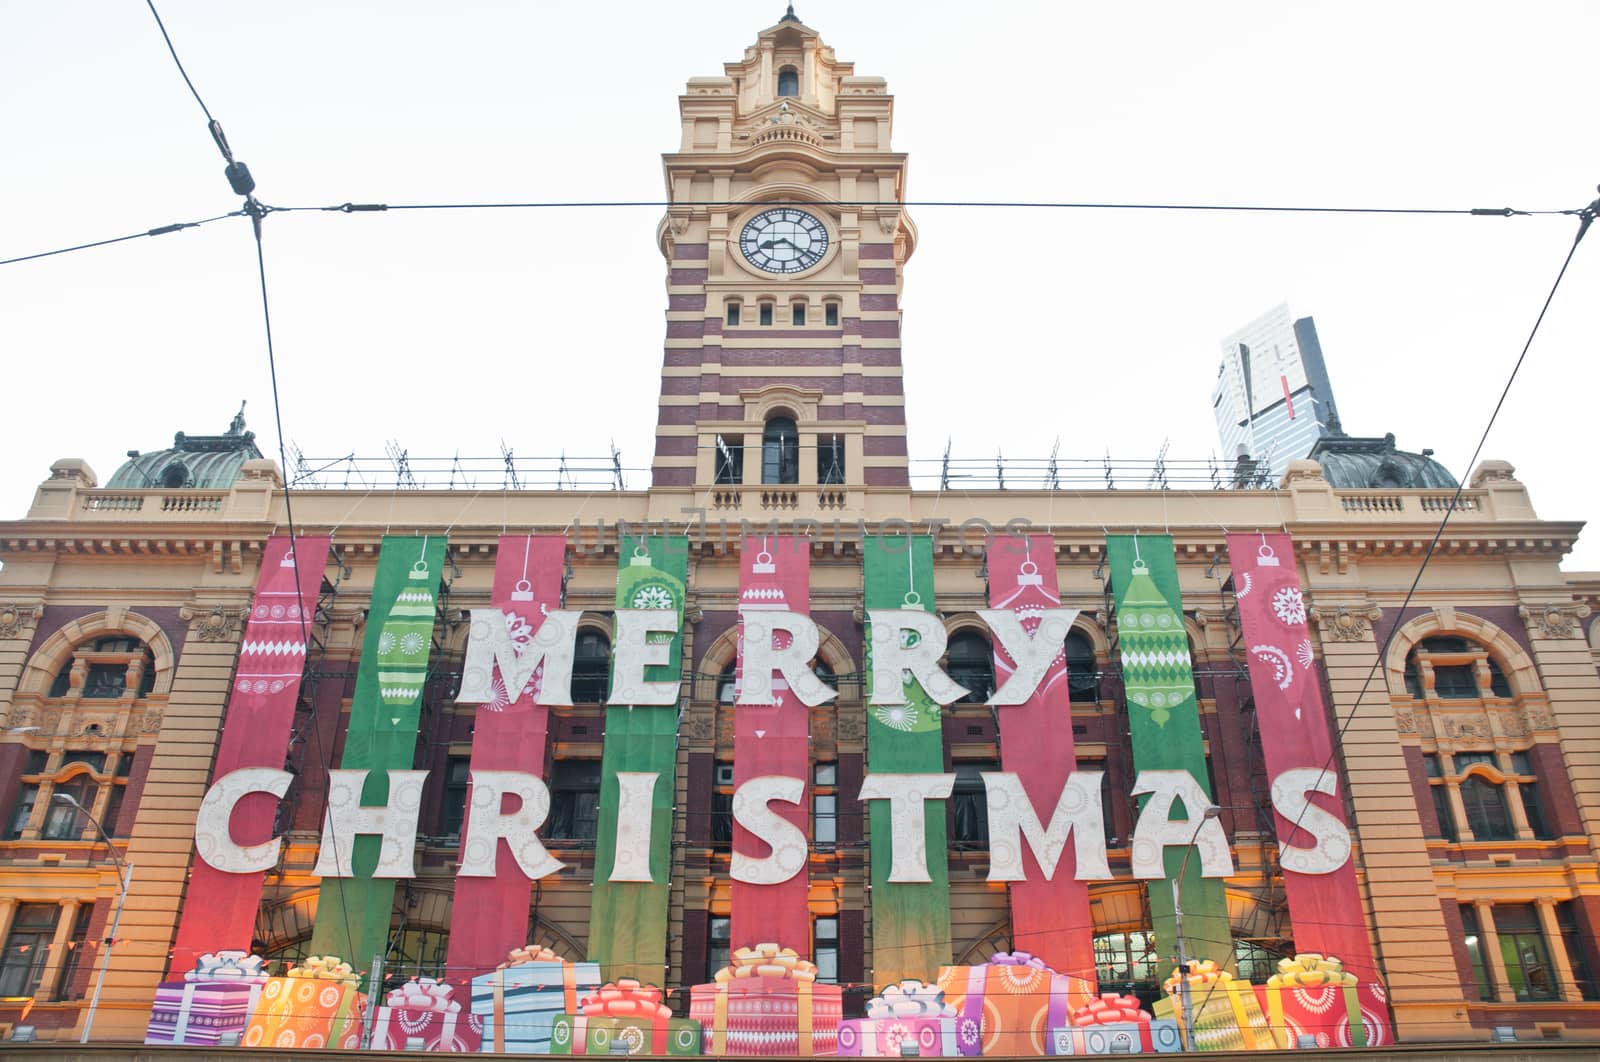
left=873, top=703, right=918, bottom=731
left=1296, top=640, right=1315, bottom=668
left=632, top=585, right=675, bottom=610
left=400, top=631, right=427, bottom=656
left=1271, top=586, right=1306, bottom=626
left=377, top=631, right=396, bottom=654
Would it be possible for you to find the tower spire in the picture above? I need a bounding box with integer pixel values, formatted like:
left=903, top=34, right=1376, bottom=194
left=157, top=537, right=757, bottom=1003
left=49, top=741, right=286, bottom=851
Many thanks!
left=780, top=3, right=800, bottom=23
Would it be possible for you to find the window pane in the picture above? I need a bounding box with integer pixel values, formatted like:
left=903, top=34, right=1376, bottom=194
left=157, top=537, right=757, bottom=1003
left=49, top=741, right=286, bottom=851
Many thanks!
left=759, top=303, right=773, bottom=326
left=824, top=304, right=839, bottom=326
left=813, top=794, right=837, bottom=845
left=792, top=304, right=806, bottom=326
left=1558, top=902, right=1599, bottom=1001
left=1497, top=904, right=1557, bottom=1001
left=951, top=763, right=992, bottom=847
left=1433, top=664, right=1478, bottom=698
left=572, top=632, right=612, bottom=703
left=8, top=784, right=38, bottom=839
left=83, top=663, right=127, bottom=698
left=946, top=632, right=994, bottom=704
left=1430, top=785, right=1458, bottom=842
left=0, top=904, right=59, bottom=997
left=726, top=303, right=740, bottom=326
left=441, top=756, right=470, bottom=837
left=813, top=763, right=837, bottom=787
left=1461, top=777, right=1514, bottom=840
left=1519, top=781, right=1550, bottom=840
left=1459, top=905, right=1494, bottom=1000
left=762, top=417, right=798, bottom=485
left=1422, top=754, right=1442, bottom=778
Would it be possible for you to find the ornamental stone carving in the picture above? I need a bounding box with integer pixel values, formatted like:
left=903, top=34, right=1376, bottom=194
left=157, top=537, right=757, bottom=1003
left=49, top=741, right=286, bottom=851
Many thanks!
left=0, top=603, right=43, bottom=640
left=1518, top=602, right=1591, bottom=640
left=1394, top=710, right=1418, bottom=735
left=1311, top=603, right=1383, bottom=643
left=140, top=709, right=164, bottom=734
left=182, top=603, right=245, bottom=642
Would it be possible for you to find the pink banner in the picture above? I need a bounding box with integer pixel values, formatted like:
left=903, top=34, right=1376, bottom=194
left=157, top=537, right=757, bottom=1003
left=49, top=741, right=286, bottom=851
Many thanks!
left=169, top=535, right=330, bottom=976
left=730, top=536, right=812, bottom=956
left=986, top=535, right=1096, bottom=998
left=444, top=535, right=568, bottom=981
left=1226, top=532, right=1389, bottom=1042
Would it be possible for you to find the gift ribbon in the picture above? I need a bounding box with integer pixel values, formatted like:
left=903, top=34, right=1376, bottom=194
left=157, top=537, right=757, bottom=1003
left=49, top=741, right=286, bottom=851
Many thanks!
left=866, top=980, right=954, bottom=1020
left=170, top=980, right=262, bottom=1044
left=1264, top=953, right=1366, bottom=1049
left=708, top=943, right=816, bottom=1054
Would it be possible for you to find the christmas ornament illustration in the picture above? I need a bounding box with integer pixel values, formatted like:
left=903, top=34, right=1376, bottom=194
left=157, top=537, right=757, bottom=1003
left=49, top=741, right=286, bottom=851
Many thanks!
left=1117, top=551, right=1193, bottom=726
left=377, top=554, right=437, bottom=707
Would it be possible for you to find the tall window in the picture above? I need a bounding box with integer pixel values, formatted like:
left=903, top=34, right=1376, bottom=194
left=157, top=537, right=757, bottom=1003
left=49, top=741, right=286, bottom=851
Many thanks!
left=571, top=630, right=611, bottom=703
left=817, top=434, right=845, bottom=485
left=726, top=301, right=741, bottom=327
left=813, top=762, right=837, bottom=846
left=777, top=66, right=799, bottom=97
left=762, top=416, right=799, bottom=485
left=708, top=916, right=732, bottom=977
left=55, top=906, right=93, bottom=1000
left=1094, top=930, right=1159, bottom=999
left=1459, top=774, right=1515, bottom=841
left=759, top=302, right=774, bottom=326
left=1558, top=902, right=1599, bottom=1000
left=1065, top=630, right=1099, bottom=703
left=950, top=762, right=995, bottom=848
left=814, top=917, right=839, bottom=983
left=547, top=760, right=601, bottom=841
left=1508, top=750, right=1552, bottom=839
left=41, top=775, right=94, bottom=840
left=712, top=762, right=734, bottom=846
left=440, top=756, right=470, bottom=839
left=0, top=904, right=59, bottom=997
left=714, top=434, right=744, bottom=485
left=945, top=630, right=994, bottom=704
left=1495, top=904, right=1557, bottom=1001
left=824, top=301, right=839, bottom=327
left=1458, top=905, right=1495, bottom=1000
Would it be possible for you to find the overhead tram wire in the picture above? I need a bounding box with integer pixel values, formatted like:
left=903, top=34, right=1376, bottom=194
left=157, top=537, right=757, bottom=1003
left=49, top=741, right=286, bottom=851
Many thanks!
left=1278, top=187, right=1600, bottom=855
left=0, top=211, right=242, bottom=267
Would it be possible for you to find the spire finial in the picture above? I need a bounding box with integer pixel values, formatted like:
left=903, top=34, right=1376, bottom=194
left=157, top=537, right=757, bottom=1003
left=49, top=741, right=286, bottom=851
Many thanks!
left=780, top=3, right=800, bottom=23
left=228, top=400, right=247, bottom=435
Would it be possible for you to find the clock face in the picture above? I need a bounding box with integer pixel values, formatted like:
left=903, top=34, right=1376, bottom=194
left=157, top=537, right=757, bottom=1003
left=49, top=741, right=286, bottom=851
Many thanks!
left=739, top=208, right=829, bottom=274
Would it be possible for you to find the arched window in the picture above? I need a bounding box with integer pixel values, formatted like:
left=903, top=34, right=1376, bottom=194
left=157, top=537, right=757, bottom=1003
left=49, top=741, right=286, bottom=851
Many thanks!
left=762, top=416, right=799, bottom=485
left=718, top=661, right=737, bottom=705
left=814, top=658, right=837, bottom=692
left=572, top=630, right=612, bottom=703
left=777, top=65, right=799, bottom=98
left=1066, top=629, right=1099, bottom=703
left=1460, top=773, right=1515, bottom=840
left=946, top=630, right=994, bottom=704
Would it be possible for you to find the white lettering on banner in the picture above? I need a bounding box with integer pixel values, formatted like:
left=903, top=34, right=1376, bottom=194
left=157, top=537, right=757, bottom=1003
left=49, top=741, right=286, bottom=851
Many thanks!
left=730, top=775, right=809, bottom=884
left=311, top=769, right=429, bottom=878
left=194, top=767, right=293, bottom=873
left=981, top=770, right=1111, bottom=882
left=608, top=772, right=660, bottom=882
left=458, top=608, right=582, bottom=706
left=979, top=608, right=1081, bottom=706
left=1269, top=767, right=1354, bottom=874
left=866, top=609, right=969, bottom=706
left=737, top=610, right=837, bottom=708
left=1128, top=770, right=1236, bottom=879
left=457, top=770, right=564, bottom=880
left=608, top=609, right=683, bottom=706
left=858, top=772, right=957, bottom=882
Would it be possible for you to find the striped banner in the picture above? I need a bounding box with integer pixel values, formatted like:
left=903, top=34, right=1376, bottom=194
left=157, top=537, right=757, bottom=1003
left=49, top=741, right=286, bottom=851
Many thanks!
left=169, top=535, right=330, bottom=976
left=985, top=534, right=1096, bottom=998
left=730, top=536, right=813, bottom=956
left=308, top=534, right=448, bottom=969
left=863, top=535, right=951, bottom=986
left=587, top=536, right=688, bottom=983
left=1105, top=534, right=1234, bottom=970
left=444, top=535, right=567, bottom=980
left=1227, top=532, right=1389, bottom=1043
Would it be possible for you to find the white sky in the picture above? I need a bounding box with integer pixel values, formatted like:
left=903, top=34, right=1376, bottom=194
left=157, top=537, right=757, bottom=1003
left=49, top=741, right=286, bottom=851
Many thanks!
left=4, top=2, right=1598, bottom=564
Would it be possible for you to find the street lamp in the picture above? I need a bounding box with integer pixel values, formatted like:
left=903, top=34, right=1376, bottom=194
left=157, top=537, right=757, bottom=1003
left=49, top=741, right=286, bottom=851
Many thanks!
left=1171, top=805, right=1223, bottom=1053
left=51, top=792, right=133, bottom=1044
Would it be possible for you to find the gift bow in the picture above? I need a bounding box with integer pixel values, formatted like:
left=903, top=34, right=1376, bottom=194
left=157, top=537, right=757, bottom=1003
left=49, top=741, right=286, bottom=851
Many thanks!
left=499, top=944, right=564, bottom=969
left=867, top=980, right=954, bottom=1020
left=713, top=942, right=819, bottom=983
left=580, top=978, right=673, bottom=1020
left=187, top=950, right=268, bottom=983
left=1267, top=953, right=1358, bottom=989
left=990, top=950, right=1047, bottom=970
left=385, top=976, right=460, bottom=1013
left=1071, top=993, right=1151, bottom=1027
left=288, top=954, right=360, bottom=986
left=1163, top=958, right=1230, bottom=995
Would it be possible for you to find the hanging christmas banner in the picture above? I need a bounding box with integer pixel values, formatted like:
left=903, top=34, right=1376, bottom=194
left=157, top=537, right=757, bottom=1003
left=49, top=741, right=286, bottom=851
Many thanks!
left=588, top=535, right=689, bottom=983
left=863, top=535, right=953, bottom=986
left=730, top=535, right=816, bottom=955
left=444, top=535, right=568, bottom=982
left=984, top=534, right=1096, bottom=1001
left=170, top=535, right=330, bottom=976
left=1225, top=532, right=1390, bottom=1045
left=1105, top=534, right=1234, bottom=971
left=307, top=534, right=448, bottom=969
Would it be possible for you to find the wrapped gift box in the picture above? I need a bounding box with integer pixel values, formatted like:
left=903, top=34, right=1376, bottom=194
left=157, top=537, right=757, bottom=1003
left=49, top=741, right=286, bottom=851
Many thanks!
left=1155, top=960, right=1275, bottom=1052
left=1049, top=993, right=1180, bottom=1055
left=371, top=976, right=484, bottom=1052
left=144, top=950, right=267, bottom=1045
left=838, top=979, right=958, bottom=1057
left=471, top=944, right=602, bottom=1054
left=1255, top=953, right=1385, bottom=1049
left=548, top=978, right=701, bottom=1056
left=689, top=942, right=843, bottom=1055
left=935, top=951, right=1084, bottom=1056
left=243, top=955, right=365, bottom=1050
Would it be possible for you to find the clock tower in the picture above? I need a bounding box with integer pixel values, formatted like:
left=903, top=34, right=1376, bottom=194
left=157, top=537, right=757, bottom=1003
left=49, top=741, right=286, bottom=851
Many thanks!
left=649, top=7, right=915, bottom=511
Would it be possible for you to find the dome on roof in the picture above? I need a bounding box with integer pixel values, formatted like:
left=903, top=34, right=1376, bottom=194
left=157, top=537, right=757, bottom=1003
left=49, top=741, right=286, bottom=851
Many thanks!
left=107, top=403, right=263, bottom=491
left=1306, top=427, right=1457, bottom=490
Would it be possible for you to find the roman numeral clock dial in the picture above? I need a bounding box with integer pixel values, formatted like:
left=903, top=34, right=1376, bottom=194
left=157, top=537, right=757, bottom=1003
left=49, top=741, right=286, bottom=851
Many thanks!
left=739, top=208, right=830, bottom=274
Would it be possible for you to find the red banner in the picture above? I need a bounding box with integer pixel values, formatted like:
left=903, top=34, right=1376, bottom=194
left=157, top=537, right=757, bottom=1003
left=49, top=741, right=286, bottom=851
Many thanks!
left=1226, top=532, right=1389, bottom=1042
left=445, top=535, right=568, bottom=980
left=169, top=535, right=330, bottom=976
left=730, top=536, right=812, bottom=956
left=986, top=535, right=1096, bottom=996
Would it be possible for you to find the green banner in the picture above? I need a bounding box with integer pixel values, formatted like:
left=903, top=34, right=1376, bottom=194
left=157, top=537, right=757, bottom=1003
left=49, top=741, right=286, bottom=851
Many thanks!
left=588, top=536, right=688, bottom=983
left=1106, top=534, right=1233, bottom=971
left=863, top=535, right=951, bottom=986
left=309, top=534, right=448, bottom=971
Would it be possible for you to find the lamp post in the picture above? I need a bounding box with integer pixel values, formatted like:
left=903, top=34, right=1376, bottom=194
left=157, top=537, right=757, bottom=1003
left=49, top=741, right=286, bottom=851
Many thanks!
left=52, top=792, right=133, bottom=1044
left=1171, top=805, right=1222, bottom=1053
